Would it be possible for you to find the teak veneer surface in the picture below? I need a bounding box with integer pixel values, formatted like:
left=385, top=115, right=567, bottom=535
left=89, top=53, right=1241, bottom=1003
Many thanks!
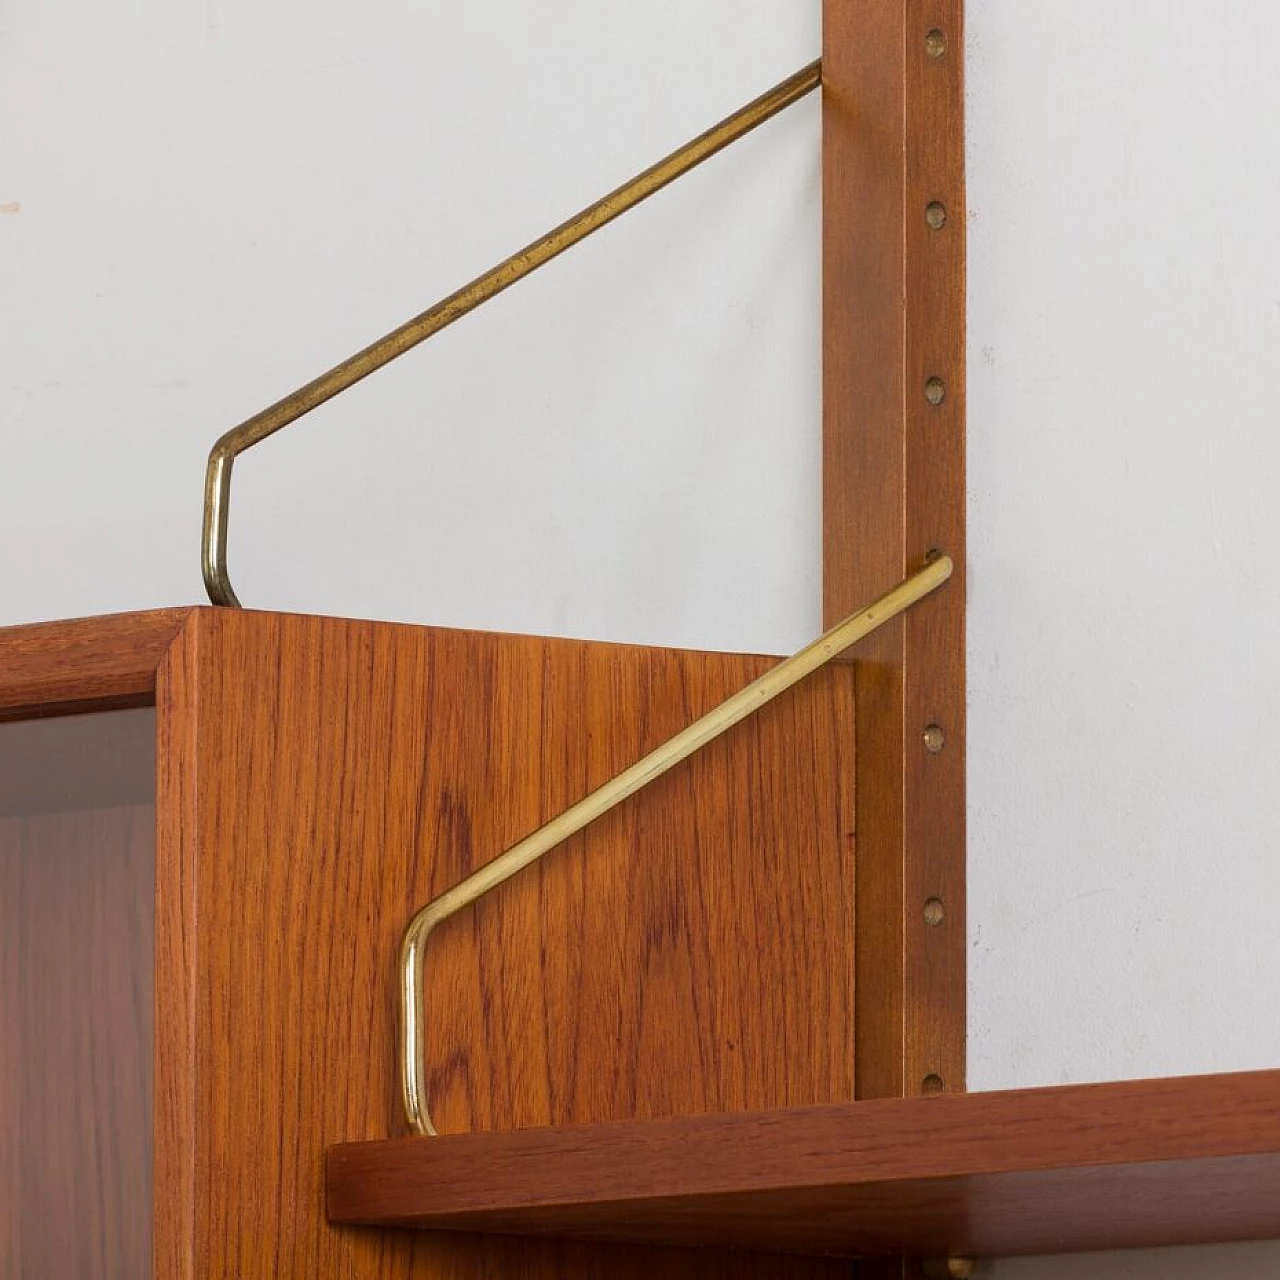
left=821, top=10, right=969, bottom=1273
left=328, top=1068, right=1280, bottom=1260
left=0, top=608, right=191, bottom=720
left=824, top=0, right=968, bottom=1156
left=148, top=608, right=858, bottom=1279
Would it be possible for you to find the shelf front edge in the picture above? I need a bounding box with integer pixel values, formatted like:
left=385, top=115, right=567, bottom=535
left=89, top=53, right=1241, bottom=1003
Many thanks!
left=327, top=1068, right=1280, bottom=1259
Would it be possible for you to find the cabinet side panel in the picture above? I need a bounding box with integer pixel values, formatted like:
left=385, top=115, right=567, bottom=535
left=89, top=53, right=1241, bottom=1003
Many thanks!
left=184, top=609, right=856, bottom=1278
left=154, top=619, right=200, bottom=1280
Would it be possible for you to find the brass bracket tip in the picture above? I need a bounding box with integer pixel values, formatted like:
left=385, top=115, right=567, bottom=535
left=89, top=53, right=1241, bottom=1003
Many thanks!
left=922, top=1259, right=984, bottom=1279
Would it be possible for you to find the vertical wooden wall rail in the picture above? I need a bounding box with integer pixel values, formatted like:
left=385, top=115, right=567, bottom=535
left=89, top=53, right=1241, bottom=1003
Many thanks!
left=823, top=0, right=967, bottom=1227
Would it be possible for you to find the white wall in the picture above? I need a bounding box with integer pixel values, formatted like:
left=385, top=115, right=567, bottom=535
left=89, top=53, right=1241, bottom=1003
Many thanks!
left=967, top=2, right=1280, bottom=1273
left=3, top=0, right=1278, bottom=1274
left=1, top=0, right=821, bottom=649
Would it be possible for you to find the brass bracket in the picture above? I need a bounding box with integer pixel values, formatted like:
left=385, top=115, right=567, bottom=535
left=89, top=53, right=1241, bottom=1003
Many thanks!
left=201, top=60, right=821, bottom=607
left=400, top=557, right=953, bottom=1136
left=922, top=1260, right=984, bottom=1279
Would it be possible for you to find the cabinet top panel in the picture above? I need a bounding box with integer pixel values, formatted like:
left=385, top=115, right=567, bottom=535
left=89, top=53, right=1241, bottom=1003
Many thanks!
left=0, top=609, right=193, bottom=721
left=0, top=607, right=793, bottom=725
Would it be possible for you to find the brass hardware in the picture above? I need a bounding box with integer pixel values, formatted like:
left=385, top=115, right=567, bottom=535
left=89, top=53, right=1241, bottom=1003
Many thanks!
left=925, top=29, right=948, bottom=59
left=400, top=557, right=954, bottom=1136
left=921, top=1073, right=945, bottom=1095
left=201, top=60, right=822, bottom=607
left=925, top=201, right=949, bottom=230
left=922, top=1260, right=982, bottom=1280
left=923, top=897, right=945, bottom=926
left=923, top=724, right=945, bottom=753
left=925, top=376, right=947, bottom=406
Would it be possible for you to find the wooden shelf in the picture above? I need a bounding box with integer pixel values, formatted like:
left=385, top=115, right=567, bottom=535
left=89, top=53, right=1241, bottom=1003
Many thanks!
left=327, top=1069, right=1280, bottom=1260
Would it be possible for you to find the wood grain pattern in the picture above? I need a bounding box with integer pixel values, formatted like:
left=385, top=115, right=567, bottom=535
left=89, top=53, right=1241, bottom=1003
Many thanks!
left=0, top=609, right=191, bottom=721
left=328, top=1068, right=1280, bottom=1260
left=154, top=617, right=200, bottom=1280
left=154, top=607, right=858, bottom=1278
left=0, top=796, right=155, bottom=1278
left=823, top=0, right=967, bottom=1130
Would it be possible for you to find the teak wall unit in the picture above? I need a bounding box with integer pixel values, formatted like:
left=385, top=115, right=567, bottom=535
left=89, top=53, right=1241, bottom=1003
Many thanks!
left=1, top=608, right=864, bottom=1278
left=5, top=7, right=1280, bottom=1280
left=5, top=612, right=1280, bottom=1277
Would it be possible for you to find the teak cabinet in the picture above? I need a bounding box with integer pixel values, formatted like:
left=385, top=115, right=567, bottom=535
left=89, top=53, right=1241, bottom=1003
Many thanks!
left=0, top=606, right=860, bottom=1278
left=6, top=608, right=1280, bottom=1279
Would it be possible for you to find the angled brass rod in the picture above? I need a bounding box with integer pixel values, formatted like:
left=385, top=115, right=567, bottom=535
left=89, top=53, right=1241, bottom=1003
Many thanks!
left=202, top=59, right=822, bottom=606
left=400, top=555, right=954, bottom=1136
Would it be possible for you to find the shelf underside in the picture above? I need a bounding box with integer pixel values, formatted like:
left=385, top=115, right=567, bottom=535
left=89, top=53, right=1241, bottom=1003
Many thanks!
left=327, top=1069, right=1280, bottom=1260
